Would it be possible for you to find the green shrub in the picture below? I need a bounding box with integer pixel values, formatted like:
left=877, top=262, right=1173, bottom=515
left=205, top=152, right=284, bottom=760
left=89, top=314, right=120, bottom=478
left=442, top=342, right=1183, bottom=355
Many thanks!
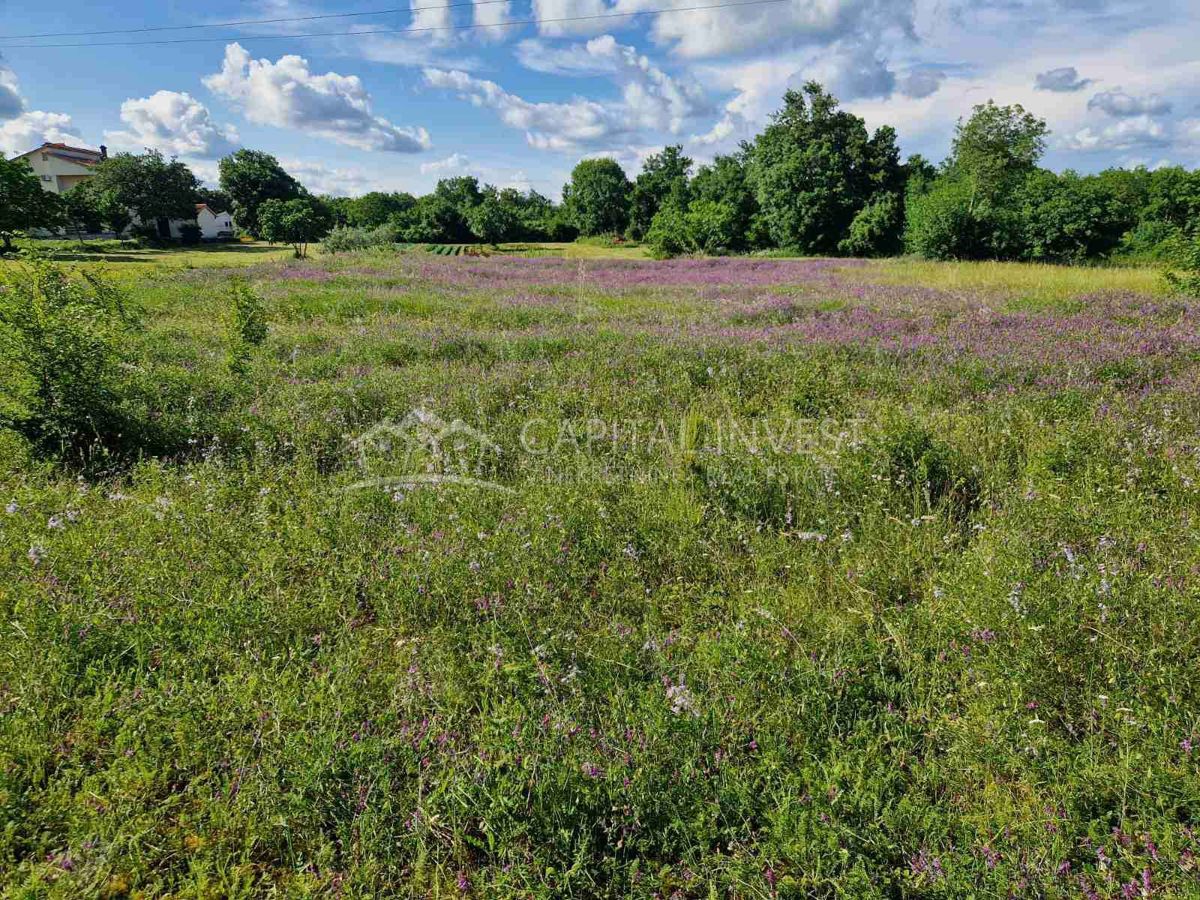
left=1163, top=231, right=1200, bottom=297
left=838, top=192, right=904, bottom=257
left=322, top=224, right=399, bottom=254
left=226, top=278, right=268, bottom=372
left=178, top=222, right=203, bottom=245
left=0, top=255, right=139, bottom=459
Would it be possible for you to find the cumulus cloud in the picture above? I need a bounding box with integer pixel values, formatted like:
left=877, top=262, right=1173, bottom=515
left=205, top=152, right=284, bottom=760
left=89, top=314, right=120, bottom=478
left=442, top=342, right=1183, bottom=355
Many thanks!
left=106, top=91, right=239, bottom=159
left=1087, top=89, right=1172, bottom=118
left=0, top=110, right=86, bottom=157
left=1063, top=115, right=1171, bottom=152
left=420, top=152, right=470, bottom=174
left=897, top=69, right=946, bottom=99
left=203, top=43, right=431, bottom=153
left=611, top=0, right=912, bottom=60
left=532, top=0, right=613, bottom=37
left=0, top=56, right=23, bottom=121
left=427, top=40, right=706, bottom=149
left=1034, top=66, right=1093, bottom=92
left=282, top=158, right=381, bottom=196
left=474, top=0, right=514, bottom=39
left=802, top=39, right=895, bottom=100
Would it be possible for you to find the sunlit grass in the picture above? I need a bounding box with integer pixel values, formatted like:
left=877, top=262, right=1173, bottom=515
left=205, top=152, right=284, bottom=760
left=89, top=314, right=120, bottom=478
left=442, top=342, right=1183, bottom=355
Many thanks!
left=868, top=256, right=1165, bottom=303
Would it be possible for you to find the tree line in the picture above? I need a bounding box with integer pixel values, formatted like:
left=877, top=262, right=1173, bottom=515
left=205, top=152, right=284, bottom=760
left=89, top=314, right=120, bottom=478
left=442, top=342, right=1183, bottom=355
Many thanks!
left=2, top=81, right=1199, bottom=263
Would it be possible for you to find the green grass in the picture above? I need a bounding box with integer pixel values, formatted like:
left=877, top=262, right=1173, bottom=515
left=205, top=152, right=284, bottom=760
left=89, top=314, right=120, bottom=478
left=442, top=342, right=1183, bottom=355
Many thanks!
left=2, top=249, right=1199, bottom=897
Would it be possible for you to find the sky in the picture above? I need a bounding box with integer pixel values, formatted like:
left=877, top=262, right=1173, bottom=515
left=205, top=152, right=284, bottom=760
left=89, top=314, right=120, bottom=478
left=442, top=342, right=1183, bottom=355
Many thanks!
left=1, top=0, right=1198, bottom=199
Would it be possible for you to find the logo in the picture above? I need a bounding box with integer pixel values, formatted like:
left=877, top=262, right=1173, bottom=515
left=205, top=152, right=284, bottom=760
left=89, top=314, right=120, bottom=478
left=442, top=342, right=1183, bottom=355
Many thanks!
left=347, top=408, right=512, bottom=495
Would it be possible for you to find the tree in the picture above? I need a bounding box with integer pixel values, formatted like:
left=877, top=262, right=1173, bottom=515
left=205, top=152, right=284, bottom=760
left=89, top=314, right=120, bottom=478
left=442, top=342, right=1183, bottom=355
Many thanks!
left=690, top=153, right=760, bottom=251
left=0, top=156, right=63, bottom=252
left=195, top=186, right=234, bottom=214
left=949, top=100, right=1048, bottom=205
left=627, top=145, right=692, bottom=240
left=563, top=158, right=631, bottom=237
left=838, top=192, right=905, bottom=257
left=258, top=197, right=331, bottom=258
left=747, top=82, right=899, bottom=254
left=346, top=192, right=416, bottom=228
left=63, top=180, right=104, bottom=242
left=218, top=149, right=303, bottom=238
left=89, top=150, right=199, bottom=235
left=1018, top=170, right=1127, bottom=262
left=466, top=195, right=518, bottom=246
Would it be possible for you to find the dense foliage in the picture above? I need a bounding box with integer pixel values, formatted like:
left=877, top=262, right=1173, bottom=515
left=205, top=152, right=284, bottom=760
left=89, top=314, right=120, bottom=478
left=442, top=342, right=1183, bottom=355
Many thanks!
left=0, top=156, right=62, bottom=251
left=218, top=149, right=304, bottom=239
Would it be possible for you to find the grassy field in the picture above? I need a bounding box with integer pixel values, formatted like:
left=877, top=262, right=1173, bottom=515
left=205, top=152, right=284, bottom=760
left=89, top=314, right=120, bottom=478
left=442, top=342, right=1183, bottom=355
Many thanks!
left=3, top=245, right=1199, bottom=897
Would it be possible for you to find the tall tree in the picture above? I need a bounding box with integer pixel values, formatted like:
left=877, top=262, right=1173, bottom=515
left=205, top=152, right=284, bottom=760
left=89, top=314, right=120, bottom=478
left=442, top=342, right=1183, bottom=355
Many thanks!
left=218, top=149, right=303, bottom=238
left=89, top=150, right=199, bottom=234
left=563, top=158, right=631, bottom=237
left=0, top=157, right=62, bottom=251
left=747, top=82, right=893, bottom=253
left=949, top=100, right=1048, bottom=205
left=627, top=145, right=692, bottom=241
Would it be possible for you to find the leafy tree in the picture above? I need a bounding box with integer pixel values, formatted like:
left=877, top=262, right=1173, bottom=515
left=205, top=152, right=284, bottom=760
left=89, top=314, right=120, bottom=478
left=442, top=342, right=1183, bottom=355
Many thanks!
left=747, top=82, right=900, bottom=254
left=563, top=158, right=631, bottom=237
left=195, top=186, right=234, bottom=214
left=689, top=153, right=759, bottom=251
left=1164, top=231, right=1200, bottom=297
left=908, top=102, right=1049, bottom=261
left=1018, top=170, right=1127, bottom=262
left=949, top=100, right=1048, bottom=205
left=839, top=192, right=905, bottom=257
left=466, top=195, right=518, bottom=246
left=63, top=181, right=104, bottom=241
left=628, top=145, right=692, bottom=240
left=258, top=197, right=331, bottom=258
left=218, top=149, right=303, bottom=238
left=90, top=150, right=199, bottom=234
left=0, top=156, right=63, bottom=252
left=347, top=192, right=416, bottom=228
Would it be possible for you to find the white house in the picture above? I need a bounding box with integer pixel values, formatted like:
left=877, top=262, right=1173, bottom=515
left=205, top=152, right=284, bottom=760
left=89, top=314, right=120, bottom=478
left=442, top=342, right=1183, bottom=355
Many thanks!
left=9, top=142, right=106, bottom=194
left=10, top=141, right=236, bottom=240
left=196, top=203, right=235, bottom=240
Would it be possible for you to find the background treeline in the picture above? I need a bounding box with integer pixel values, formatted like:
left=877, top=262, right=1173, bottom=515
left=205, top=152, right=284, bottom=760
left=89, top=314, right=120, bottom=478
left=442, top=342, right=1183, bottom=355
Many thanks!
left=3, top=80, right=1199, bottom=264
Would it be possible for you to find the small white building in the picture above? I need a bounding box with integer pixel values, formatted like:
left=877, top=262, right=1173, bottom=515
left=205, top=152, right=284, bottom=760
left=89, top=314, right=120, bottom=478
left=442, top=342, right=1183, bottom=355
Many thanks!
left=195, top=203, right=235, bottom=240
left=9, top=142, right=106, bottom=194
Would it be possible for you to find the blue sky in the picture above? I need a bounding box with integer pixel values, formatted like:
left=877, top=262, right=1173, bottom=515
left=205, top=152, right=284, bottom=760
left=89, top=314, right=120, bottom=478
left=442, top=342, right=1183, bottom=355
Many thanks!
left=1, top=0, right=1198, bottom=199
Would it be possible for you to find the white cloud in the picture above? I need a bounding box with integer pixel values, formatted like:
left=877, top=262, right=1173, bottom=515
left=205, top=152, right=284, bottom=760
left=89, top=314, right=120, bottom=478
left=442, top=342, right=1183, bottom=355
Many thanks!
left=1064, top=115, right=1171, bottom=152
left=1087, top=89, right=1172, bottom=118
left=430, top=35, right=706, bottom=150
left=106, top=91, right=239, bottom=159
left=532, top=0, right=613, bottom=37
left=420, top=152, right=470, bottom=174
left=411, top=0, right=454, bottom=44
left=203, top=43, right=431, bottom=153
left=474, top=0, right=514, bottom=39
left=1034, top=66, right=1093, bottom=92
left=282, top=158, right=381, bottom=196
left=612, top=0, right=912, bottom=60
left=0, top=111, right=86, bottom=157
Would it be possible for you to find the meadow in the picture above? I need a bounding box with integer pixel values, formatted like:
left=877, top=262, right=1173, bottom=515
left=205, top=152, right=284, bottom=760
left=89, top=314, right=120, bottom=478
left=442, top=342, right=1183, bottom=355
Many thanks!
left=2, top=244, right=1199, bottom=898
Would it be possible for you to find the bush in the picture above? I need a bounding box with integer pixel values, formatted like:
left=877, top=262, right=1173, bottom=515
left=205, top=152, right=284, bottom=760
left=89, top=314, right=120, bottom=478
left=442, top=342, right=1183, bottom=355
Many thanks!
left=1018, top=171, right=1127, bottom=262
left=178, top=222, right=203, bottom=245
left=838, top=192, right=904, bottom=257
left=905, top=177, right=1022, bottom=260
left=321, top=224, right=399, bottom=254
left=0, top=255, right=139, bottom=459
left=1164, top=231, right=1200, bottom=297
left=226, top=279, right=268, bottom=373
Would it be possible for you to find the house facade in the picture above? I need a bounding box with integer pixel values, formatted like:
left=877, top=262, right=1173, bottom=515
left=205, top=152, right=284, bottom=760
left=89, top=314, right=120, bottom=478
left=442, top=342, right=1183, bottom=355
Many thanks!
left=9, top=142, right=107, bottom=194
left=9, top=141, right=236, bottom=240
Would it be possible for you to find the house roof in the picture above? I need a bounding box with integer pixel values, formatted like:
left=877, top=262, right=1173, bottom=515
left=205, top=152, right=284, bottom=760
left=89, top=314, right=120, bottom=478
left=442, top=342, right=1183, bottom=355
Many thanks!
left=13, top=142, right=103, bottom=167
